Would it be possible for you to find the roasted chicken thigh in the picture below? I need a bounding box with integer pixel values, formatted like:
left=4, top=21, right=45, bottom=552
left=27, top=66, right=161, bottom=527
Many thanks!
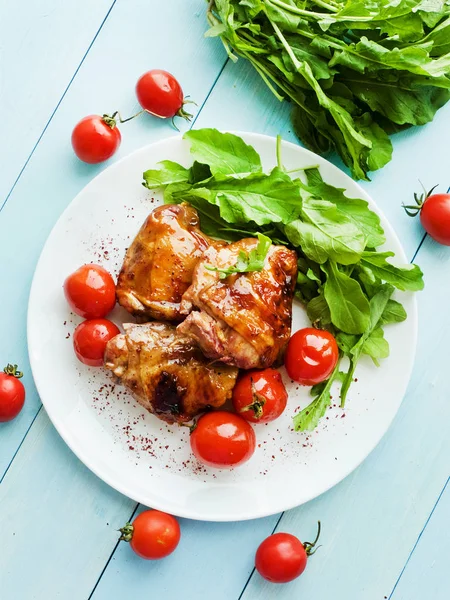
left=104, top=322, right=238, bottom=423
left=116, top=203, right=221, bottom=322
left=178, top=239, right=298, bottom=369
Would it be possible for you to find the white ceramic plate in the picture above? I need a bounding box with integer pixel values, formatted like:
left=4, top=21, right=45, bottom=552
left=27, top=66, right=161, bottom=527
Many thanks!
left=28, top=133, right=417, bottom=521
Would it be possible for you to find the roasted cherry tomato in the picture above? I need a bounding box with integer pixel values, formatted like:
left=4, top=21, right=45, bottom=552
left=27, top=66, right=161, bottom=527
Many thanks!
left=190, top=411, right=256, bottom=468
left=64, top=264, right=116, bottom=319
left=71, top=115, right=121, bottom=164
left=73, top=318, right=120, bottom=366
left=0, top=364, right=25, bottom=422
left=136, top=70, right=191, bottom=120
left=120, top=510, right=181, bottom=560
left=255, top=522, right=321, bottom=584
left=232, top=368, right=288, bottom=423
left=285, top=328, right=338, bottom=386
left=404, top=186, right=450, bottom=246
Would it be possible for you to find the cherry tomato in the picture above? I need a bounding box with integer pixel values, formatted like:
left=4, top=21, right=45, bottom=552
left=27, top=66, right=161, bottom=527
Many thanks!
left=420, top=193, right=450, bottom=245
left=190, top=411, right=256, bottom=468
left=232, top=368, right=288, bottom=423
left=136, top=70, right=191, bottom=120
left=255, top=523, right=321, bottom=584
left=71, top=115, right=121, bottom=164
left=285, top=328, right=338, bottom=386
left=64, top=264, right=116, bottom=319
left=0, top=364, right=25, bottom=422
left=120, top=510, right=180, bottom=560
left=73, top=318, right=120, bottom=366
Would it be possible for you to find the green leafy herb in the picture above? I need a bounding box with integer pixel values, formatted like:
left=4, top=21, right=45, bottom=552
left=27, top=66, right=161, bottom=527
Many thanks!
left=206, top=233, right=272, bottom=279
left=205, top=1, right=450, bottom=180
left=142, top=128, right=424, bottom=431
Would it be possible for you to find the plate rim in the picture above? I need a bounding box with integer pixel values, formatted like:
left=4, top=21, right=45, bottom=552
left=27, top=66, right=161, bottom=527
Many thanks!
left=27, top=131, right=418, bottom=521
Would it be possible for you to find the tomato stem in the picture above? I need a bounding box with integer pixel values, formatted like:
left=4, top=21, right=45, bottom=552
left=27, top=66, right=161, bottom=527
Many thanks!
left=119, top=522, right=134, bottom=542
left=3, top=364, right=23, bottom=378
left=303, top=520, right=322, bottom=556
left=240, top=379, right=267, bottom=419
left=403, top=183, right=439, bottom=217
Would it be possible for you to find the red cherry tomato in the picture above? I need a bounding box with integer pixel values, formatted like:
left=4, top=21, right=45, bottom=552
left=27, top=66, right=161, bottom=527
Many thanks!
left=255, top=523, right=321, bottom=584
left=285, top=328, right=338, bottom=386
left=232, top=368, right=288, bottom=423
left=120, top=510, right=180, bottom=560
left=136, top=70, right=190, bottom=119
left=190, top=411, right=256, bottom=469
left=64, top=264, right=116, bottom=319
left=420, top=193, right=450, bottom=246
left=71, top=115, right=121, bottom=164
left=0, top=364, right=25, bottom=422
left=73, top=319, right=120, bottom=366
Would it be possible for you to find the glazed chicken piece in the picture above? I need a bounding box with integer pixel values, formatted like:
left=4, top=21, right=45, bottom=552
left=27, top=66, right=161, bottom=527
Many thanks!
left=177, top=239, right=298, bottom=370
left=116, top=203, right=222, bottom=322
left=104, top=322, right=238, bottom=424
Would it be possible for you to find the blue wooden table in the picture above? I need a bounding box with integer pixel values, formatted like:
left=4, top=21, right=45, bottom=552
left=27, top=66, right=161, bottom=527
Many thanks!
left=1, top=1, right=449, bottom=598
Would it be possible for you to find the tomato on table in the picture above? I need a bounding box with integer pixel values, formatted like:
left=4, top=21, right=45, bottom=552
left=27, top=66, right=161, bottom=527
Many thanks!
left=136, top=69, right=192, bottom=120
left=404, top=186, right=450, bottom=246
left=0, top=364, right=25, bottom=422
left=190, top=411, right=256, bottom=468
left=120, top=510, right=180, bottom=560
left=232, top=368, right=287, bottom=423
left=73, top=318, right=120, bottom=367
left=71, top=115, right=121, bottom=164
left=285, top=328, right=338, bottom=386
left=255, top=522, right=321, bottom=584
left=64, top=264, right=116, bottom=319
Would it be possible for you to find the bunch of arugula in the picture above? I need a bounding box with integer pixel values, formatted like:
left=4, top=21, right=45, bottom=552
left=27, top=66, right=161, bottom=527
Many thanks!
left=205, top=0, right=450, bottom=180
left=143, top=129, right=424, bottom=431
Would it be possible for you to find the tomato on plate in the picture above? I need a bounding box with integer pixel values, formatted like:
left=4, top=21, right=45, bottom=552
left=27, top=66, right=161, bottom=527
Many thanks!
left=0, top=364, right=25, bottom=422
left=120, top=510, right=180, bottom=560
left=73, top=318, right=120, bottom=367
left=285, top=328, right=338, bottom=386
left=232, top=368, right=288, bottom=423
left=404, top=185, right=450, bottom=246
left=71, top=115, right=121, bottom=164
left=190, top=411, right=256, bottom=468
left=136, top=70, right=192, bottom=120
left=64, top=264, right=116, bottom=319
left=255, top=522, right=321, bottom=584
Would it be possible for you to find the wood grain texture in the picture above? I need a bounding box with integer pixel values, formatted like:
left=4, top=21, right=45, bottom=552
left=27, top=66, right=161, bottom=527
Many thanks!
left=0, top=0, right=114, bottom=207
left=0, top=410, right=135, bottom=599
left=390, top=478, right=450, bottom=600
left=1, top=2, right=450, bottom=599
left=240, top=234, right=450, bottom=600
left=0, top=0, right=227, bottom=479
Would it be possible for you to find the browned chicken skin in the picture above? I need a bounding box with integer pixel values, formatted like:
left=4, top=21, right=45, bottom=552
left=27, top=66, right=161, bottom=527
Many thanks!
left=177, top=239, right=298, bottom=370
left=116, top=203, right=222, bottom=322
left=104, top=322, right=238, bottom=423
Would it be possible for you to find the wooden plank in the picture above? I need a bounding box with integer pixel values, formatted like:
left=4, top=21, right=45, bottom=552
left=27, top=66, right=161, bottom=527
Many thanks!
left=0, top=0, right=227, bottom=479
left=0, top=410, right=135, bottom=598
left=240, top=234, right=450, bottom=600
left=0, top=0, right=114, bottom=206
left=390, top=479, right=450, bottom=600
left=90, top=506, right=279, bottom=600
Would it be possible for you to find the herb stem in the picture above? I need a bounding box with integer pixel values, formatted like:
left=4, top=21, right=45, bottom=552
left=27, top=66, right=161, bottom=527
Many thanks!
left=276, top=135, right=283, bottom=170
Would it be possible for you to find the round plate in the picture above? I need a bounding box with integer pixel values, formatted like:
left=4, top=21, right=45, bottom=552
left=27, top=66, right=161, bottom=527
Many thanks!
left=28, top=133, right=417, bottom=521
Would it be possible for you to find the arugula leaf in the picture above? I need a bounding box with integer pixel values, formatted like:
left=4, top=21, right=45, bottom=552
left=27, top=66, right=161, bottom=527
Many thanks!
left=362, top=327, right=390, bottom=366
left=174, top=167, right=302, bottom=226
left=322, top=261, right=371, bottom=334
left=184, top=129, right=262, bottom=176
left=293, top=361, right=341, bottom=432
left=360, top=251, right=425, bottom=291
left=379, top=299, right=408, bottom=325
left=188, top=161, right=212, bottom=184
left=143, top=160, right=189, bottom=188
left=206, top=233, right=272, bottom=279
left=302, top=168, right=385, bottom=247
left=306, top=293, right=331, bottom=326
left=285, top=197, right=366, bottom=265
